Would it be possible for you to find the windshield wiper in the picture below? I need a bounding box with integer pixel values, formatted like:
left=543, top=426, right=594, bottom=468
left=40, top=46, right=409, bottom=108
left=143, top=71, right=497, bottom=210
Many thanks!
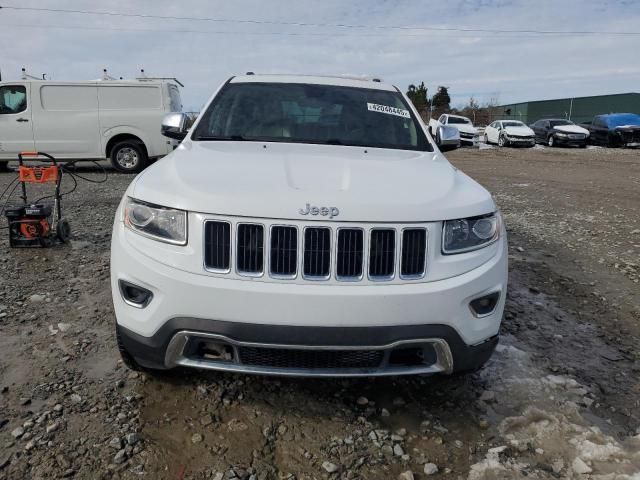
left=196, top=135, right=248, bottom=141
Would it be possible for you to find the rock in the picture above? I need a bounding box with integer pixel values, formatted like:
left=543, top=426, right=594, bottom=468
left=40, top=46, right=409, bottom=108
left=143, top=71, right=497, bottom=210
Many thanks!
left=19, top=397, right=31, bottom=406
left=424, top=463, right=438, bottom=475
left=70, top=394, right=82, bottom=403
left=398, top=471, right=414, bottom=480
left=322, top=461, right=339, bottom=473
left=201, top=414, right=213, bottom=426
left=572, top=458, right=592, bottom=475
left=392, top=397, right=406, bottom=407
left=380, top=408, right=390, bottom=417
left=479, top=419, right=489, bottom=429
left=29, top=294, right=45, bottom=303
left=125, top=433, right=141, bottom=445
left=57, top=322, right=71, bottom=332
left=191, top=433, right=203, bottom=444
left=45, top=422, right=59, bottom=434
left=109, top=437, right=122, bottom=449
left=53, top=404, right=63, bottom=413
left=381, top=445, right=394, bottom=456
left=113, top=449, right=127, bottom=464
left=24, top=440, right=35, bottom=451
left=454, top=440, right=463, bottom=448
left=11, top=427, right=24, bottom=439
left=393, top=444, right=404, bottom=456
left=356, top=396, right=369, bottom=406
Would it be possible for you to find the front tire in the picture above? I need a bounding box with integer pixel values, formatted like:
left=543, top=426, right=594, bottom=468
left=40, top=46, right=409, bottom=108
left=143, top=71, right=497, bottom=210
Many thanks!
left=110, top=141, right=148, bottom=173
left=547, top=135, right=555, bottom=147
left=484, top=134, right=489, bottom=144
left=498, top=135, right=507, bottom=147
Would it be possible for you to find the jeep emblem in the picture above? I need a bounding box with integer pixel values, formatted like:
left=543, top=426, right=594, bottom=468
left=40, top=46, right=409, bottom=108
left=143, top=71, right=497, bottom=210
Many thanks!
left=298, top=203, right=340, bottom=219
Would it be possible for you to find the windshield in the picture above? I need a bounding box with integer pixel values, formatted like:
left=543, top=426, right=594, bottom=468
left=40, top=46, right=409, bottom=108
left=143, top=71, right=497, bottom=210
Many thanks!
left=502, top=121, right=525, bottom=127
left=447, top=116, right=470, bottom=125
left=606, top=114, right=640, bottom=128
left=193, top=82, right=429, bottom=151
left=549, top=120, right=572, bottom=127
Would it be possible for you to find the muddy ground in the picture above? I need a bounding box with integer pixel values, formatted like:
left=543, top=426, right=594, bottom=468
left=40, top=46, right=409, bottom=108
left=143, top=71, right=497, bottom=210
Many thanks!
left=0, top=145, right=639, bottom=480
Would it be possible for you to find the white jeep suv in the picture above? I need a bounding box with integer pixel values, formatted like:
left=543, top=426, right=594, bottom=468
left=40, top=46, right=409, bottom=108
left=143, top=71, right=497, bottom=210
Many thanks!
left=110, top=74, right=507, bottom=377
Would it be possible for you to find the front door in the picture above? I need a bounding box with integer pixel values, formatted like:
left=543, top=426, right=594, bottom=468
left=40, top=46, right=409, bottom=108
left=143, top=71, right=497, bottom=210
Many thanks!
left=0, top=83, right=34, bottom=158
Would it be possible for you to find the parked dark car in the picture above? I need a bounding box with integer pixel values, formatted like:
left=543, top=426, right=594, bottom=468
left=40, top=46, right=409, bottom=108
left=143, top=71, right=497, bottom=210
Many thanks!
left=529, top=118, right=589, bottom=147
left=587, top=113, right=640, bottom=148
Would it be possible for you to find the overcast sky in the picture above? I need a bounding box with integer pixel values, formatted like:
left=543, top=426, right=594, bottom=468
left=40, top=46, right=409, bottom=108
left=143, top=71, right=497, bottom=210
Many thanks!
left=1, top=0, right=639, bottom=111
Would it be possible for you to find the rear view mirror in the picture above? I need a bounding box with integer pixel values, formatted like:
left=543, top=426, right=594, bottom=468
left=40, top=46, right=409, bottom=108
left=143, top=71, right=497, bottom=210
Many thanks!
left=437, top=125, right=460, bottom=152
left=161, top=113, right=189, bottom=141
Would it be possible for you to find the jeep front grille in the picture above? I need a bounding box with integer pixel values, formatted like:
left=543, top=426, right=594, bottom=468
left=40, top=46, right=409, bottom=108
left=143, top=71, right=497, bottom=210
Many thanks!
left=369, top=229, right=396, bottom=279
left=204, top=221, right=231, bottom=272
left=336, top=228, right=364, bottom=279
left=236, top=224, right=264, bottom=275
left=401, top=228, right=427, bottom=278
left=270, top=226, right=297, bottom=277
left=303, top=227, right=331, bottom=279
left=203, top=220, right=428, bottom=283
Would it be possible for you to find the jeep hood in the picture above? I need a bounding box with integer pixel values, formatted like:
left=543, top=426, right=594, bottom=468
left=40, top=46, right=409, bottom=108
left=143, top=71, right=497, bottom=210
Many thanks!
left=132, top=141, right=495, bottom=222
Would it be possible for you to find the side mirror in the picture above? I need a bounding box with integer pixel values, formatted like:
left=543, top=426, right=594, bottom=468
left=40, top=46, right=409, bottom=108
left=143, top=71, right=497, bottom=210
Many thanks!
left=437, top=125, right=460, bottom=152
left=161, top=113, right=189, bottom=141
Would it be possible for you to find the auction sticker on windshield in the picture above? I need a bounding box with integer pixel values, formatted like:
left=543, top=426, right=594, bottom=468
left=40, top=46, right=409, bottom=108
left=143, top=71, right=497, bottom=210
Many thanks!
left=367, top=103, right=410, bottom=118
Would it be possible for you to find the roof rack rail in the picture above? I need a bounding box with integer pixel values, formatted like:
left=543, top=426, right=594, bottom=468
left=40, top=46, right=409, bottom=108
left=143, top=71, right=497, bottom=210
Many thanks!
left=21, top=68, right=46, bottom=80
left=136, top=69, right=184, bottom=87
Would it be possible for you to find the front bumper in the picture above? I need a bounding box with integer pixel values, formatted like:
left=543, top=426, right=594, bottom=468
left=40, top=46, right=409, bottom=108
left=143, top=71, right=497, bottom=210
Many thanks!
left=111, top=219, right=507, bottom=376
left=554, top=135, right=587, bottom=146
left=117, top=320, right=499, bottom=376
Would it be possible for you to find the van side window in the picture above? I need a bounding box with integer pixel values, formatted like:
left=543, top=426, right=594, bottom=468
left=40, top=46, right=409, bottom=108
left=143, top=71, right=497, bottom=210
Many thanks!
left=168, top=85, right=182, bottom=112
left=0, top=85, right=27, bottom=114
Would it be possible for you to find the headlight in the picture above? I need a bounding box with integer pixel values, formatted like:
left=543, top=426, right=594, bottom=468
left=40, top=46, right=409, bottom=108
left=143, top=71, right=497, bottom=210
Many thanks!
left=442, top=213, right=500, bottom=254
left=556, top=132, right=568, bottom=137
left=124, top=197, right=187, bottom=245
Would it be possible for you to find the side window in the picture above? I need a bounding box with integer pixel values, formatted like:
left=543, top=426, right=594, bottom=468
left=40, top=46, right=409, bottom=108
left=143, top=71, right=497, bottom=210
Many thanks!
left=0, top=85, right=27, bottom=115
left=168, top=84, right=182, bottom=112
left=593, top=117, right=605, bottom=128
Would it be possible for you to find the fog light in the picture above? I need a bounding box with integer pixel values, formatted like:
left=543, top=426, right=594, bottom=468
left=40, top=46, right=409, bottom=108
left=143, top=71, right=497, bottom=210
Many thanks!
left=119, top=280, right=153, bottom=308
left=469, top=292, right=500, bottom=317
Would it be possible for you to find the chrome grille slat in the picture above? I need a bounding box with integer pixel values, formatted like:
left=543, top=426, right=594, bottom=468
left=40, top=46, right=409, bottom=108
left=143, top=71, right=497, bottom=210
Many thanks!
left=236, top=224, right=264, bottom=275
left=401, top=228, right=427, bottom=278
left=336, top=228, right=364, bottom=279
left=303, top=227, right=331, bottom=279
left=369, top=229, right=396, bottom=279
left=270, top=226, right=297, bottom=277
left=203, top=221, right=231, bottom=271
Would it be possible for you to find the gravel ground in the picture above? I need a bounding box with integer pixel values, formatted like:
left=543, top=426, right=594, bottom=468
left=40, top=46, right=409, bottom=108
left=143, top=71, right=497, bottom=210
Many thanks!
left=0, top=146, right=639, bottom=480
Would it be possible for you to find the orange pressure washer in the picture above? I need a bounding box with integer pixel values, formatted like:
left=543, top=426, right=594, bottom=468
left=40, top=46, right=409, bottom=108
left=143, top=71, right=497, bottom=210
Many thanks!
left=3, top=152, right=70, bottom=247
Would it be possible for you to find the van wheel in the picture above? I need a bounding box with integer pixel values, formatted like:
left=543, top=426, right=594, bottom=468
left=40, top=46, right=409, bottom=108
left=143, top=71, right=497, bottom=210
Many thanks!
left=110, top=141, right=148, bottom=173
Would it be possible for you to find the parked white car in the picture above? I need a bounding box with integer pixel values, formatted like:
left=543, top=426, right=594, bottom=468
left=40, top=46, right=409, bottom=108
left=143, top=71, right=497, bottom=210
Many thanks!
left=484, top=120, right=535, bottom=147
left=0, top=78, right=183, bottom=172
left=111, top=74, right=507, bottom=378
left=429, top=114, right=479, bottom=146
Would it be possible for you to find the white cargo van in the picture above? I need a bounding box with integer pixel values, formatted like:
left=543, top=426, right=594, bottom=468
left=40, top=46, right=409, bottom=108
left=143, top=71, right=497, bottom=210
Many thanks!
left=0, top=78, right=182, bottom=172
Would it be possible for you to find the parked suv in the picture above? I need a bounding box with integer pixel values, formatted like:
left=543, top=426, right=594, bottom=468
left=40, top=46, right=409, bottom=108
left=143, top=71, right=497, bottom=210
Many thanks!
left=111, top=74, right=507, bottom=377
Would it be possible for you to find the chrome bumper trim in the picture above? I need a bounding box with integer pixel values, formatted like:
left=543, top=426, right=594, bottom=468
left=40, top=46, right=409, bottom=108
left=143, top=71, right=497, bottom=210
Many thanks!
left=164, top=330, right=454, bottom=377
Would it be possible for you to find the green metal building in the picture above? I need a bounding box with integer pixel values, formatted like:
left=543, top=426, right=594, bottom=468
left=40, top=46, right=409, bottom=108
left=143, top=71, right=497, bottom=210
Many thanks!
left=496, top=92, right=640, bottom=125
